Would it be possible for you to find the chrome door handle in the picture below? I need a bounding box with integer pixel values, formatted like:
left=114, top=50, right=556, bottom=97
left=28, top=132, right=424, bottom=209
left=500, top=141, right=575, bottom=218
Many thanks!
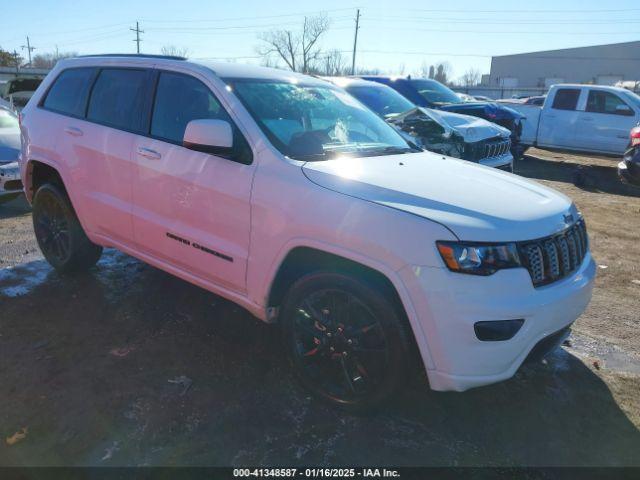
left=64, top=126, right=83, bottom=137
left=137, top=147, right=161, bottom=160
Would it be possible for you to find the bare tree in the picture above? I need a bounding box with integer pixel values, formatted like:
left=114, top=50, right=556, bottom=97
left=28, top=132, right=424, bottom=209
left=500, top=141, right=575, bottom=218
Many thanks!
left=32, top=50, right=78, bottom=69
left=416, top=61, right=451, bottom=83
left=356, top=67, right=381, bottom=75
left=258, top=29, right=298, bottom=70
left=318, top=49, right=347, bottom=76
left=161, top=45, right=190, bottom=58
left=260, top=55, right=281, bottom=69
left=434, top=62, right=452, bottom=84
left=459, top=68, right=481, bottom=87
left=257, top=14, right=330, bottom=73
left=417, top=61, right=431, bottom=78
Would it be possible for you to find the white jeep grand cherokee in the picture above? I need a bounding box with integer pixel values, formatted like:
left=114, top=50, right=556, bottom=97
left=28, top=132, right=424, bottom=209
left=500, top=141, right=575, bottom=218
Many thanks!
left=19, top=55, right=595, bottom=410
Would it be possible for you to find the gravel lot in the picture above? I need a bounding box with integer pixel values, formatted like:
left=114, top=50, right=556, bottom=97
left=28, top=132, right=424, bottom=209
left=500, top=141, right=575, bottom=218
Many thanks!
left=0, top=149, right=639, bottom=467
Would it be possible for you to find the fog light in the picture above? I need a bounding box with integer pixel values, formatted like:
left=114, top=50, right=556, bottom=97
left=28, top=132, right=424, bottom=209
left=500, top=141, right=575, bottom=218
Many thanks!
left=474, top=319, right=524, bottom=341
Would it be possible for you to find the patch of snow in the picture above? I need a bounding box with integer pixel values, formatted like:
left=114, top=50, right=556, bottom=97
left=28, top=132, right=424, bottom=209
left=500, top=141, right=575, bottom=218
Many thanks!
left=0, top=260, right=52, bottom=297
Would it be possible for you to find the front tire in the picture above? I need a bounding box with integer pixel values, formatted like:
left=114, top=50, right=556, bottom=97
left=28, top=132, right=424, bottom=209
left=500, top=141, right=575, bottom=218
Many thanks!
left=281, top=271, right=411, bottom=412
left=32, top=183, right=102, bottom=273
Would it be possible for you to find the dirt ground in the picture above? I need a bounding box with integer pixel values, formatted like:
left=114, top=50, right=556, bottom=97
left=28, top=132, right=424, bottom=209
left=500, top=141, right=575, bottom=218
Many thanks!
left=0, top=149, right=639, bottom=467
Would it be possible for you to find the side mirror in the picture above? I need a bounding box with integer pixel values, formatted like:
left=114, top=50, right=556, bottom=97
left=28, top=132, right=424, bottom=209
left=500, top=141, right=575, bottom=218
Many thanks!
left=183, top=119, right=234, bottom=156
left=616, top=104, right=634, bottom=116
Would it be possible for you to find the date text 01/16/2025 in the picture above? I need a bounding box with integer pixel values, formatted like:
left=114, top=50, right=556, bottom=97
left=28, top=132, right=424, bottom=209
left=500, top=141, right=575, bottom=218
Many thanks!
left=233, top=468, right=400, bottom=478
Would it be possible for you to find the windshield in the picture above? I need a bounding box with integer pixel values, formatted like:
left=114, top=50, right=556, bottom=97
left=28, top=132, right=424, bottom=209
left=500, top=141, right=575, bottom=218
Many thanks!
left=227, top=79, right=416, bottom=161
left=345, top=84, right=416, bottom=118
left=409, top=79, right=463, bottom=105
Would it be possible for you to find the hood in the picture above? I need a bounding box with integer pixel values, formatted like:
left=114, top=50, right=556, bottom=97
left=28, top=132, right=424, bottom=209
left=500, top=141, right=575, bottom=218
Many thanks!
left=418, top=108, right=511, bottom=142
left=302, top=151, right=576, bottom=242
left=438, top=102, right=525, bottom=121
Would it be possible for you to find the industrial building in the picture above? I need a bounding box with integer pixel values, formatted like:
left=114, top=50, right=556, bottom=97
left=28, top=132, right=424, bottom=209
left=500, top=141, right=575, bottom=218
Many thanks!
left=487, top=40, right=640, bottom=89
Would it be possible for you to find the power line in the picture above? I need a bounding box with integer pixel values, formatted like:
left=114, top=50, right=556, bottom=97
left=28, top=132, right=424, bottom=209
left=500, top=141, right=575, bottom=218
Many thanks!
left=130, top=21, right=143, bottom=54
left=357, top=49, right=640, bottom=61
left=41, top=28, right=129, bottom=48
left=145, top=16, right=352, bottom=32
left=402, top=7, right=640, bottom=13
left=142, top=7, right=358, bottom=24
left=363, top=26, right=640, bottom=36
left=364, top=16, right=640, bottom=25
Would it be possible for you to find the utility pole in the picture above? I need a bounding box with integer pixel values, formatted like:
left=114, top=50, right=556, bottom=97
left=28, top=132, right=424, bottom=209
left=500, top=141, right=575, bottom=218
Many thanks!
left=12, top=50, right=20, bottom=73
left=130, top=21, right=143, bottom=54
left=351, top=9, right=360, bottom=75
left=21, top=36, right=35, bottom=66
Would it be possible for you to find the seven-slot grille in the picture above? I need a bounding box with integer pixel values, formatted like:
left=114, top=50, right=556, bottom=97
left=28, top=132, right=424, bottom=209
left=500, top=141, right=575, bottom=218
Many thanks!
left=465, top=137, right=512, bottom=162
left=518, top=219, right=588, bottom=287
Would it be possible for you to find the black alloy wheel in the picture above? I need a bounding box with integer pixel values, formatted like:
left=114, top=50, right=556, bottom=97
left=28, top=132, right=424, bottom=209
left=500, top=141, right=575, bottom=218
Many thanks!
left=282, top=272, right=411, bottom=411
left=32, top=183, right=102, bottom=272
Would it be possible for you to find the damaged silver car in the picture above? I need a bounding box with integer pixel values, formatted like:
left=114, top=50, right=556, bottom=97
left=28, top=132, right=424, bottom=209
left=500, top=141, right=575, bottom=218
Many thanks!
left=0, top=106, right=23, bottom=203
left=327, top=77, right=513, bottom=172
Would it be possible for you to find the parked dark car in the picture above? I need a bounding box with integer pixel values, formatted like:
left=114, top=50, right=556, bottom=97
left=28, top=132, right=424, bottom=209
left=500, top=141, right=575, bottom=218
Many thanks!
left=0, top=76, right=44, bottom=110
left=618, top=125, right=640, bottom=186
left=524, top=95, right=546, bottom=106
left=359, top=75, right=526, bottom=158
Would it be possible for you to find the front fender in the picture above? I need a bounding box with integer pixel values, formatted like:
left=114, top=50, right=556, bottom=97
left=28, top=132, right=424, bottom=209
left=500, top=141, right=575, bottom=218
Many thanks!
left=260, top=238, right=437, bottom=370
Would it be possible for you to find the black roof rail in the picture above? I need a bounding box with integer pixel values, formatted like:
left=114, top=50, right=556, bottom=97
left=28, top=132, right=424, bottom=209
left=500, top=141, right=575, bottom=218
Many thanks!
left=75, top=53, right=187, bottom=61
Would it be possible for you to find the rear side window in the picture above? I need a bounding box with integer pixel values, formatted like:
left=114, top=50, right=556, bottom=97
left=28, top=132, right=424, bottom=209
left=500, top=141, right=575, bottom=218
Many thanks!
left=151, top=71, right=230, bottom=143
left=551, top=89, right=580, bottom=111
left=43, top=68, right=95, bottom=117
left=87, top=69, right=149, bottom=132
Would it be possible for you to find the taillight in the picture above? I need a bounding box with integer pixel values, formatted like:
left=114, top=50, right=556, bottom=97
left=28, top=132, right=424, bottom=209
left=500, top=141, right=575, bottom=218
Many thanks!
left=631, top=127, right=640, bottom=147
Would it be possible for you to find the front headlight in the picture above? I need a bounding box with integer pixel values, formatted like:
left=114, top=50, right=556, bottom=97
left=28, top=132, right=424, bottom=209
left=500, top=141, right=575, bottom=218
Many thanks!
left=436, top=241, right=521, bottom=276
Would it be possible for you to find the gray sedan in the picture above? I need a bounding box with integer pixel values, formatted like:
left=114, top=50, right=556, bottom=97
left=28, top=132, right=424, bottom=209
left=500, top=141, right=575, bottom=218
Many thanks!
left=0, top=107, right=22, bottom=203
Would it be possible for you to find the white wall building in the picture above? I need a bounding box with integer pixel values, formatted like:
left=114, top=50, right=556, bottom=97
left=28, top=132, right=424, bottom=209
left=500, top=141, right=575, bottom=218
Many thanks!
left=489, top=41, right=640, bottom=89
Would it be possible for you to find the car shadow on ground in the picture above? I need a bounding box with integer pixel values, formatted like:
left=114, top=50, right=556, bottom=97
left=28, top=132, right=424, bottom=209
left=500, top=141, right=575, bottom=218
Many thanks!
left=1, top=251, right=639, bottom=467
left=516, top=154, right=640, bottom=199
left=0, top=194, right=30, bottom=219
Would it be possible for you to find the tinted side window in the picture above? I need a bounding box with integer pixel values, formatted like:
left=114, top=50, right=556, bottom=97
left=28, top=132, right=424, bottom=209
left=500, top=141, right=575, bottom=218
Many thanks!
left=151, top=72, right=230, bottom=143
left=87, top=69, right=149, bottom=132
left=551, top=89, right=580, bottom=111
left=586, top=91, right=633, bottom=116
left=43, top=68, right=95, bottom=117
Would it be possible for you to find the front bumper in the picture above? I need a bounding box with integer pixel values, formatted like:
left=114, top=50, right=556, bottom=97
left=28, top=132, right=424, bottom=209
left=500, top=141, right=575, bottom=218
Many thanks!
left=0, top=162, right=23, bottom=197
left=398, top=252, right=596, bottom=391
left=479, top=153, right=513, bottom=171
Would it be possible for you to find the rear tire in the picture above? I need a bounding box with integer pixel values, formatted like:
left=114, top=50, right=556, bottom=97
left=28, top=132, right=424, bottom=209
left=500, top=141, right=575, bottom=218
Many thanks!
left=281, top=271, right=411, bottom=412
left=32, top=182, right=102, bottom=273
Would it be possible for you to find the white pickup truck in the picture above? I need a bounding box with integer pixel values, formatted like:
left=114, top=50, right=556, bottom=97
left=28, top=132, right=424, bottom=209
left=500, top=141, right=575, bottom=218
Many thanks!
left=507, top=84, right=640, bottom=156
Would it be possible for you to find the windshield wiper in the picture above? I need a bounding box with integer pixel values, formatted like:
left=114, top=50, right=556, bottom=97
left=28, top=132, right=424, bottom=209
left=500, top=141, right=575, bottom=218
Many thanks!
left=290, top=144, right=419, bottom=161
left=353, top=146, right=419, bottom=157
left=380, top=146, right=420, bottom=154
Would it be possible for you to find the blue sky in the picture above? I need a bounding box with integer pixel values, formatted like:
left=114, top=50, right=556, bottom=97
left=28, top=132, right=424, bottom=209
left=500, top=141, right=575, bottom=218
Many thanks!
left=2, top=0, right=639, bottom=80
